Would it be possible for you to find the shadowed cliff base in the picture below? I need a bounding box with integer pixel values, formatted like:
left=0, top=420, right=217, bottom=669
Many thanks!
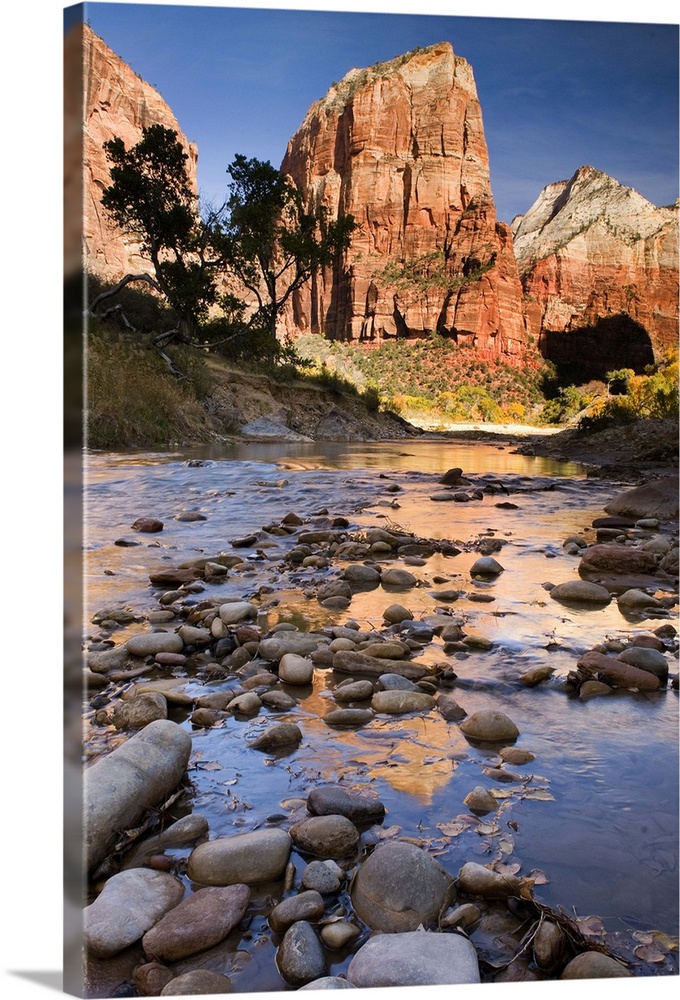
left=539, top=315, right=655, bottom=386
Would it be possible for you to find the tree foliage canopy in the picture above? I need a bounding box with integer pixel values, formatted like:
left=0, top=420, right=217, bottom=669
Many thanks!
left=97, top=127, right=356, bottom=352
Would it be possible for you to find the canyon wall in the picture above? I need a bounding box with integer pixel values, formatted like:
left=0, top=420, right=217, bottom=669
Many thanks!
left=513, top=166, right=679, bottom=367
left=67, top=23, right=198, bottom=282
left=281, top=43, right=528, bottom=358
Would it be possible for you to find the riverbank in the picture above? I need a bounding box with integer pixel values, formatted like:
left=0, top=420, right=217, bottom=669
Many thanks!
left=79, top=444, right=679, bottom=995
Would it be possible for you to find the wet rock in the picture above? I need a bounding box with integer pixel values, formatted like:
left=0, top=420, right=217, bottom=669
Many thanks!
left=464, top=786, right=498, bottom=814
left=333, top=680, right=373, bottom=702
left=371, top=690, right=435, bottom=714
left=318, top=580, right=353, bottom=603
left=133, top=961, right=174, bottom=996
left=519, top=665, right=555, bottom=686
left=126, top=632, right=183, bottom=657
left=298, top=977, right=355, bottom=990
left=84, top=720, right=192, bottom=872
left=361, top=641, right=409, bottom=659
left=399, top=620, right=435, bottom=641
left=617, top=646, right=669, bottom=680
left=578, top=544, right=658, bottom=576
left=290, top=815, right=360, bottom=859
left=549, top=580, right=612, bottom=604
left=577, top=650, right=661, bottom=691
left=277, top=921, right=327, bottom=986
left=617, top=588, right=663, bottom=609
left=604, top=477, right=679, bottom=520
left=123, top=815, right=209, bottom=870
left=377, top=673, right=419, bottom=691
left=301, top=860, right=343, bottom=894
left=218, top=601, right=258, bottom=625
left=227, top=692, right=262, bottom=714
left=249, top=722, right=303, bottom=750
left=579, top=680, right=613, bottom=698
left=187, top=828, right=291, bottom=886
left=149, top=568, right=200, bottom=588
left=381, top=568, right=418, bottom=588
left=112, top=693, right=168, bottom=730
left=351, top=841, right=453, bottom=932
left=84, top=869, right=185, bottom=958
left=343, top=563, right=382, bottom=586
left=279, top=653, right=314, bottom=685
left=463, top=634, right=494, bottom=651
left=307, top=787, right=385, bottom=825
left=324, top=708, right=374, bottom=727
left=268, top=890, right=325, bottom=932
left=494, top=958, right=540, bottom=983
left=177, top=625, right=212, bottom=646
left=131, top=679, right=196, bottom=706
left=259, top=632, right=330, bottom=661
left=320, top=921, right=360, bottom=950
left=333, top=650, right=429, bottom=680
left=261, top=690, right=297, bottom=710
left=456, top=861, right=523, bottom=899
left=436, top=693, right=467, bottom=721
left=459, top=711, right=520, bottom=743
left=160, top=970, right=233, bottom=994
left=470, top=556, right=504, bottom=577
left=131, top=517, right=164, bottom=532
left=142, top=884, right=250, bottom=962
left=659, top=546, right=679, bottom=575
left=560, top=951, right=632, bottom=978
left=382, top=603, right=414, bottom=623
left=440, top=902, right=482, bottom=930
left=347, top=931, right=480, bottom=987
left=533, top=919, right=568, bottom=971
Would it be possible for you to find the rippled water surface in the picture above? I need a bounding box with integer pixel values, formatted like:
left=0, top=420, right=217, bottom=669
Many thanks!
left=83, top=439, right=678, bottom=989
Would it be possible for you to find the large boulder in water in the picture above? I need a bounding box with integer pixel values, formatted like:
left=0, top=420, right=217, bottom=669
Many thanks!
left=604, top=477, right=679, bottom=520
left=84, top=720, right=192, bottom=872
left=347, top=931, right=480, bottom=986
left=351, top=841, right=453, bottom=931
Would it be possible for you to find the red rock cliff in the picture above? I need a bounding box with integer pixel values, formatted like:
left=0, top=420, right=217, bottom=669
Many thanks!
left=281, top=43, right=527, bottom=357
left=66, top=23, right=198, bottom=282
left=512, top=166, right=679, bottom=362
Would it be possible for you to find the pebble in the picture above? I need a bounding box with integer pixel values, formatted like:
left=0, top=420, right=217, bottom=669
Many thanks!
left=160, top=970, right=232, bottom=994
left=579, top=680, right=612, bottom=699
left=457, top=861, right=522, bottom=898
left=382, top=604, right=413, bottom=623
left=218, top=601, right=258, bottom=625
left=441, top=902, right=482, bottom=929
left=126, top=632, right=184, bottom=657
left=616, top=588, right=663, bottom=609
left=290, top=815, right=360, bottom=858
left=133, top=961, right=174, bottom=996
left=276, top=921, right=327, bottom=986
left=499, top=747, right=535, bottom=765
left=617, top=646, right=669, bottom=680
left=259, top=632, right=330, bottom=660
left=227, top=692, right=262, bottom=714
left=298, top=977, right=355, bottom=990
left=436, top=693, right=467, bottom=721
left=279, top=653, right=314, bottom=684
left=307, top=787, right=385, bottom=825
left=333, top=680, right=373, bottom=702
left=324, top=709, right=374, bottom=727
left=459, top=710, right=520, bottom=743
left=371, top=690, right=435, bottom=714
left=351, top=841, right=453, bottom=932
left=249, top=722, right=303, bottom=750
left=131, top=517, right=164, bottom=532
left=344, top=563, right=381, bottom=584
left=123, top=814, right=209, bottom=870
left=518, top=665, right=554, bottom=686
left=549, top=580, right=612, bottom=604
left=381, top=568, right=418, bottom=588
left=347, top=931, right=480, bottom=987
left=187, top=828, right=291, bottom=885
left=142, top=884, right=250, bottom=962
left=470, top=556, right=504, bottom=577
left=301, top=860, right=343, bottom=894
left=560, top=952, right=632, bottom=978
left=320, top=921, right=361, bottom=949
left=111, top=692, right=167, bottom=730
left=261, top=690, right=297, bottom=710
left=268, top=890, right=325, bottom=932
left=463, top=786, right=498, bottom=814
left=377, top=673, right=419, bottom=691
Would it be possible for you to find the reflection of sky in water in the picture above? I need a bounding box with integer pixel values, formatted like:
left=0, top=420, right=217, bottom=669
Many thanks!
left=84, top=443, right=679, bottom=938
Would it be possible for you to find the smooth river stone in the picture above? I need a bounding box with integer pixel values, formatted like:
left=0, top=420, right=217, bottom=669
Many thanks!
left=307, top=787, right=385, bottom=825
left=380, top=568, right=417, bottom=588
left=333, top=680, right=374, bottom=702
left=160, top=970, right=233, bottom=994
left=560, top=952, right=633, bottom=979
left=351, top=842, right=453, bottom=932
left=617, top=646, right=669, bottom=680
left=248, top=722, right=303, bottom=750
left=218, top=601, right=258, bottom=625
left=84, top=720, right=192, bottom=872
left=456, top=861, right=523, bottom=899
left=578, top=544, right=658, bottom=576
left=278, top=653, right=314, bottom=685
left=577, top=650, right=661, bottom=691
left=111, top=692, right=167, bottom=730
left=277, top=921, right=327, bottom=986
left=142, top=884, right=250, bottom=962
left=126, top=632, right=184, bottom=657
left=259, top=633, right=330, bottom=661
left=332, top=650, right=429, bottom=680
left=187, top=828, right=291, bottom=886
left=84, top=868, right=184, bottom=958
left=268, top=890, right=325, bottom=932
left=347, top=931, right=480, bottom=987
left=617, top=588, right=663, bottom=608
left=470, top=556, right=504, bottom=576
left=549, top=580, right=612, bottom=604
left=299, top=977, right=356, bottom=990
left=123, top=814, right=209, bottom=869
left=459, top=710, right=520, bottom=743
left=323, top=709, right=374, bottom=727
left=370, top=690, right=435, bottom=714
left=382, top=603, right=413, bottom=623
left=361, top=642, right=409, bottom=659
left=290, top=815, right=360, bottom=859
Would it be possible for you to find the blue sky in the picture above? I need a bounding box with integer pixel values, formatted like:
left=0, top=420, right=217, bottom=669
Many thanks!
left=72, top=1, right=679, bottom=223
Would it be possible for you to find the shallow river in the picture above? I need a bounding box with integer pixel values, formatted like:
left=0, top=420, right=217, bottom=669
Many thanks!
left=83, top=438, right=678, bottom=989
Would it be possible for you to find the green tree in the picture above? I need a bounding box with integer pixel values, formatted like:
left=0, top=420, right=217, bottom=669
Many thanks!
left=221, top=155, right=356, bottom=339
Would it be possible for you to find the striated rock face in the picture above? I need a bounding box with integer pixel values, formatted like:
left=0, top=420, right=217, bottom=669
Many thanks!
left=67, top=23, right=198, bottom=282
left=512, top=166, right=679, bottom=369
left=281, top=43, right=527, bottom=356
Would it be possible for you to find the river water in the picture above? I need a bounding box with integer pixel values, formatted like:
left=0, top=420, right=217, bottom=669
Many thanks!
left=83, top=438, right=678, bottom=988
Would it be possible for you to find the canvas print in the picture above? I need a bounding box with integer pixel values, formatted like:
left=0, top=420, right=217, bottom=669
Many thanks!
left=64, top=1, right=679, bottom=996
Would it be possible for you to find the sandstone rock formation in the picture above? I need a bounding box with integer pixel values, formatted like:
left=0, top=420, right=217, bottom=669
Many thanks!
left=281, top=43, right=527, bottom=357
left=66, top=23, right=198, bottom=282
left=512, top=166, right=679, bottom=370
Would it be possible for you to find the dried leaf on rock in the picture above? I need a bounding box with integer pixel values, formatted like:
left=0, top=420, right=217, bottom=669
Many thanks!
left=494, top=862, right=521, bottom=876
left=527, top=868, right=549, bottom=885
left=523, top=788, right=555, bottom=801
left=376, top=824, right=402, bottom=839
left=498, top=835, right=515, bottom=855
left=437, top=815, right=478, bottom=837
left=199, top=761, right=223, bottom=771
left=575, top=914, right=606, bottom=938
left=488, top=787, right=514, bottom=799
left=476, top=821, right=500, bottom=836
